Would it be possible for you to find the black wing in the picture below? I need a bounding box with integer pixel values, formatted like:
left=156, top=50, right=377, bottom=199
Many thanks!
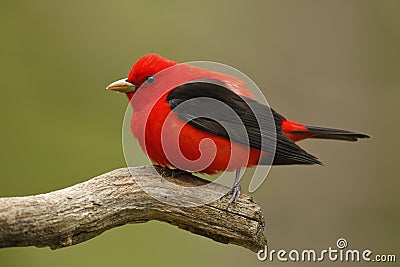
left=166, top=79, right=321, bottom=165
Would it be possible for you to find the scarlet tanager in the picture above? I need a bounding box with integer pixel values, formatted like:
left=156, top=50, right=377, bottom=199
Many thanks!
left=107, top=54, right=369, bottom=204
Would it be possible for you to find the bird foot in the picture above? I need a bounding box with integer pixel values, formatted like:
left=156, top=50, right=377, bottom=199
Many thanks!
left=155, top=166, right=191, bottom=178
left=226, top=183, right=241, bottom=210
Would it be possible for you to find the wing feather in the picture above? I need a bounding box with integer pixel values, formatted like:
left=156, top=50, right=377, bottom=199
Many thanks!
left=167, top=80, right=321, bottom=165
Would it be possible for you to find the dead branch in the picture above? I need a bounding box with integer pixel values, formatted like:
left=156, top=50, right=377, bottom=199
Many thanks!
left=0, top=166, right=266, bottom=252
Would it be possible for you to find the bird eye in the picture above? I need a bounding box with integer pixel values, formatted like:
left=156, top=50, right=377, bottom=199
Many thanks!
left=145, top=76, right=156, bottom=84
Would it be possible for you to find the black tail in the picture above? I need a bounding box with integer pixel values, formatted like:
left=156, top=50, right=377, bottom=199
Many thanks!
left=300, top=126, right=370, bottom=142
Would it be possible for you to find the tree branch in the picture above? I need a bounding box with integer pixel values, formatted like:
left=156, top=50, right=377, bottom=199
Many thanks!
left=0, top=166, right=266, bottom=252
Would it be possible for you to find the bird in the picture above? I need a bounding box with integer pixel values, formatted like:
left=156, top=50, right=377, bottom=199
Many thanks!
left=106, top=53, right=369, bottom=206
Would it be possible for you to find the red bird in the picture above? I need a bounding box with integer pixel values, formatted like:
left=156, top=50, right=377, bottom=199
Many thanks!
left=107, top=54, right=369, bottom=204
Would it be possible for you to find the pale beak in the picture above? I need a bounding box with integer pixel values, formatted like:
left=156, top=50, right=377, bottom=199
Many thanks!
left=106, top=78, right=136, bottom=93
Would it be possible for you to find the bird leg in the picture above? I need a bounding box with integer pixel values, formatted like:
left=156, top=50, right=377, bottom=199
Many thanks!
left=226, top=169, right=242, bottom=209
left=154, top=165, right=192, bottom=178
left=155, top=165, right=242, bottom=209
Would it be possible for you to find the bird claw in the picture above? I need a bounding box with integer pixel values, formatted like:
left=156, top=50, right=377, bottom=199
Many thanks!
left=226, top=183, right=241, bottom=210
left=155, top=166, right=191, bottom=178
left=156, top=166, right=242, bottom=210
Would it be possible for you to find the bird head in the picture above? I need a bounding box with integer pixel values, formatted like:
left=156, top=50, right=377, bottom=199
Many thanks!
left=106, top=54, right=177, bottom=98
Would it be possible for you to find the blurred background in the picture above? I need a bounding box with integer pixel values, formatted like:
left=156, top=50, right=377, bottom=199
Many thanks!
left=0, top=0, right=399, bottom=266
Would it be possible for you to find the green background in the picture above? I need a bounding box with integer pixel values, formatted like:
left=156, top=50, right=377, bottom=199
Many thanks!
left=1, top=0, right=399, bottom=266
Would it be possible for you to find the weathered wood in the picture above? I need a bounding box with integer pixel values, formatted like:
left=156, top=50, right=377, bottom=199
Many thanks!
left=0, top=166, right=266, bottom=252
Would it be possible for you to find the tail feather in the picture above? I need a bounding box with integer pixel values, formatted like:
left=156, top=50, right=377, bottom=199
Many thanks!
left=294, top=126, right=370, bottom=142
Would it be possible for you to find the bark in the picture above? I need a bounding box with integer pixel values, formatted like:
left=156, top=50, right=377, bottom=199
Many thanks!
left=0, top=166, right=266, bottom=252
